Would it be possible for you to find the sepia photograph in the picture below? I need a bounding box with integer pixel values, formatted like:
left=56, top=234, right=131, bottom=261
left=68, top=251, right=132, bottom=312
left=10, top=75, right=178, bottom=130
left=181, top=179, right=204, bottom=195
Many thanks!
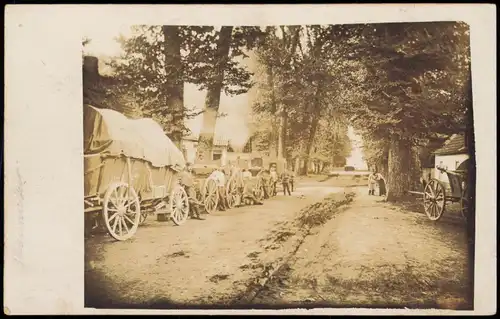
left=83, top=22, right=476, bottom=310
left=3, top=4, right=496, bottom=316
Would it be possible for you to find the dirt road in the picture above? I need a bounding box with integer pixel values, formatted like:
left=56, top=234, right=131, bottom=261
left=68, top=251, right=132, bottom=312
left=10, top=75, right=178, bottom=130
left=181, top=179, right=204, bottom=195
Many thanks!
left=84, top=177, right=354, bottom=308
left=253, top=187, right=472, bottom=310
left=85, top=178, right=471, bottom=310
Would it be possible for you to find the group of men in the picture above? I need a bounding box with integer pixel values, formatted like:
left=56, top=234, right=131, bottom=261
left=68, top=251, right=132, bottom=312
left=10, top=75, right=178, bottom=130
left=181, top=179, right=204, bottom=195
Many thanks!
left=264, top=167, right=295, bottom=197
left=177, top=163, right=297, bottom=220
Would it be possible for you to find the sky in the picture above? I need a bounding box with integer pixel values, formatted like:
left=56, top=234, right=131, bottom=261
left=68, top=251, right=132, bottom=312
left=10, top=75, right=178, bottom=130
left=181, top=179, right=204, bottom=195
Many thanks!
left=83, top=25, right=253, bottom=149
left=83, top=24, right=365, bottom=164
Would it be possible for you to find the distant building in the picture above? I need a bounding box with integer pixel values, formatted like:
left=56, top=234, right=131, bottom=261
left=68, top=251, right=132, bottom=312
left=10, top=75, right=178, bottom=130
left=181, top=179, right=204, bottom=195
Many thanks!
left=432, top=133, right=469, bottom=184
left=226, top=136, right=255, bottom=169
left=180, top=135, right=199, bottom=165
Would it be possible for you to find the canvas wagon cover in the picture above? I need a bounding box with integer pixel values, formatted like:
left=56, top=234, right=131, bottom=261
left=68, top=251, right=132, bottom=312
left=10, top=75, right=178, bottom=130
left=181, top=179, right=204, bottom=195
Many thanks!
left=83, top=104, right=185, bottom=170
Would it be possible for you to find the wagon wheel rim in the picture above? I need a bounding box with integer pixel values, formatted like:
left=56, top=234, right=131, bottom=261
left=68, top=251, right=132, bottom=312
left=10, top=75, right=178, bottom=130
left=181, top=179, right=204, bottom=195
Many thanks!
left=226, top=175, right=241, bottom=209
left=254, top=178, right=264, bottom=201
left=460, top=183, right=470, bottom=222
left=423, top=179, right=446, bottom=221
left=170, top=185, right=190, bottom=226
left=102, top=182, right=141, bottom=241
left=204, top=179, right=219, bottom=214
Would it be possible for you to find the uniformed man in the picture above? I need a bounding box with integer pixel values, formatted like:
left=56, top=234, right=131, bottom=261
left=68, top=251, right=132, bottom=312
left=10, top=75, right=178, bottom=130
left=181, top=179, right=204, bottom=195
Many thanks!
left=209, top=167, right=228, bottom=211
left=240, top=169, right=264, bottom=206
left=289, top=169, right=296, bottom=192
left=281, top=169, right=292, bottom=196
left=179, top=163, right=205, bottom=220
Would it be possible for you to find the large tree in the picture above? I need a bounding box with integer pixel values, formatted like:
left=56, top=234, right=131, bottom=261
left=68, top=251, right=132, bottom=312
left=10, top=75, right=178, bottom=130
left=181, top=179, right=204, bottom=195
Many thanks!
left=344, top=22, right=471, bottom=200
left=194, top=26, right=266, bottom=148
left=105, top=25, right=264, bottom=146
left=252, top=25, right=358, bottom=174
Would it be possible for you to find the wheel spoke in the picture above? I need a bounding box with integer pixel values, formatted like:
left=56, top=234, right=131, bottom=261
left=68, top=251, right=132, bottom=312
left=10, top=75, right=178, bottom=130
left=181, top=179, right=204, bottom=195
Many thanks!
left=112, top=216, right=119, bottom=233
left=118, top=217, right=123, bottom=236
left=121, top=217, right=129, bottom=233
left=124, top=214, right=135, bottom=225
left=434, top=202, right=439, bottom=217
left=428, top=202, right=434, bottom=217
left=109, top=212, right=119, bottom=222
left=124, top=200, right=134, bottom=209
left=109, top=197, right=119, bottom=209
left=114, top=187, right=123, bottom=206
left=119, top=186, right=127, bottom=204
left=436, top=186, right=442, bottom=198
left=428, top=183, right=435, bottom=197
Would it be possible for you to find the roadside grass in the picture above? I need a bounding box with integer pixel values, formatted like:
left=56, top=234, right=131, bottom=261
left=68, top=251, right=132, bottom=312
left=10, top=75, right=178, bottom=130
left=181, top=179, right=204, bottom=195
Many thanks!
left=254, top=255, right=471, bottom=310
left=297, top=191, right=356, bottom=229
left=317, top=260, right=471, bottom=309
left=234, top=191, right=357, bottom=305
left=249, top=191, right=472, bottom=310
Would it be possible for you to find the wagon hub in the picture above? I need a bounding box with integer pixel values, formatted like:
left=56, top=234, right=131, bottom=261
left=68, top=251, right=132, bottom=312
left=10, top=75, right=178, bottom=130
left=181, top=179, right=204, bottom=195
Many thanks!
left=117, top=205, right=127, bottom=216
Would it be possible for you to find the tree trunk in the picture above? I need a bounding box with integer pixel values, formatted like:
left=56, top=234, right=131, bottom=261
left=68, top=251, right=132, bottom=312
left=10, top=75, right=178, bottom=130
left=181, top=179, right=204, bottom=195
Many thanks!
left=162, top=26, right=184, bottom=147
left=278, top=27, right=299, bottom=160
left=386, top=135, right=412, bottom=201
left=281, top=107, right=288, bottom=159
left=267, top=64, right=278, bottom=158
left=409, top=146, right=422, bottom=191
left=294, top=157, right=300, bottom=174
left=302, top=86, right=323, bottom=176
left=200, top=26, right=233, bottom=143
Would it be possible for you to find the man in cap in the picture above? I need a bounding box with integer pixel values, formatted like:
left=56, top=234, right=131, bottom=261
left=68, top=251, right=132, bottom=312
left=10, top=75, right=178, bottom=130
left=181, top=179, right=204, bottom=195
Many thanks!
left=178, top=162, right=205, bottom=220
left=281, top=169, right=292, bottom=196
left=209, top=166, right=228, bottom=211
left=240, top=168, right=264, bottom=206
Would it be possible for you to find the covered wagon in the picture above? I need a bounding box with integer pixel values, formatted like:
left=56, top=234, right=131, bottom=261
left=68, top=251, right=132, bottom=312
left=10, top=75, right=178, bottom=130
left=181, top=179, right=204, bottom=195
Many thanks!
left=83, top=105, right=189, bottom=241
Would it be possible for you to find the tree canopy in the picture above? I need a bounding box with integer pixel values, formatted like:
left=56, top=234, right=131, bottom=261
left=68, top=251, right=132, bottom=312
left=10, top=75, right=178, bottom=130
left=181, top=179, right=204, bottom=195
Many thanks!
left=83, top=21, right=472, bottom=199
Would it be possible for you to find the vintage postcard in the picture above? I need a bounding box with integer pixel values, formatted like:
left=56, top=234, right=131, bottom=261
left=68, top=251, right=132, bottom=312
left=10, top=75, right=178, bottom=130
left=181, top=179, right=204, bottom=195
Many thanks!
left=4, top=4, right=497, bottom=316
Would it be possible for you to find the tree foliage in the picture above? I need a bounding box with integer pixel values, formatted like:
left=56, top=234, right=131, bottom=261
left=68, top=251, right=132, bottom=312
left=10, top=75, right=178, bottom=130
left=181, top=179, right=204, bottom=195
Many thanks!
left=102, top=25, right=264, bottom=141
left=252, top=25, right=361, bottom=172
left=83, top=21, right=471, bottom=199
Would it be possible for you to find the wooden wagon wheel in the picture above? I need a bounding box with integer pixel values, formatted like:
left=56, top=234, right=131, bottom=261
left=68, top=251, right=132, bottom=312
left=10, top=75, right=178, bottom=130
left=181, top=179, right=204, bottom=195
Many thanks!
left=170, top=184, right=190, bottom=226
left=423, top=179, right=446, bottom=221
left=226, top=172, right=243, bottom=209
left=102, top=182, right=141, bottom=241
left=460, top=182, right=470, bottom=222
left=203, top=178, right=219, bottom=214
left=254, top=170, right=265, bottom=201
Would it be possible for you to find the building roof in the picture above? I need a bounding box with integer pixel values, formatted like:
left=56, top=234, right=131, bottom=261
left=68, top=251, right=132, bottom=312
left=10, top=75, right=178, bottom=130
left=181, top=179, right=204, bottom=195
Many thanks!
left=433, top=134, right=468, bottom=156
left=182, top=134, right=199, bottom=142
left=213, top=136, right=229, bottom=146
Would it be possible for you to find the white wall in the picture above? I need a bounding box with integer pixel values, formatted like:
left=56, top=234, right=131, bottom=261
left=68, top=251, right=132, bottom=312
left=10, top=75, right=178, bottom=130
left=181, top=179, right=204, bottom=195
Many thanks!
left=181, top=140, right=198, bottom=164
left=220, top=148, right=228, bottom=166
left=434, top=153, right=469, bottom=184
left=226, top=152, right=252, bottom=168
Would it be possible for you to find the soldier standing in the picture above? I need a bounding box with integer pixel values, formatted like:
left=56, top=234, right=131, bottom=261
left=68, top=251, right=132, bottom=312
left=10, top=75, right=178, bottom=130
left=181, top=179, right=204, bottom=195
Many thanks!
left=289, top=169, right=296, bottom=192
left=179, top=163, right=205, bottom=220
left=281, top=169, right=292, bottom=196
